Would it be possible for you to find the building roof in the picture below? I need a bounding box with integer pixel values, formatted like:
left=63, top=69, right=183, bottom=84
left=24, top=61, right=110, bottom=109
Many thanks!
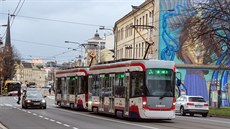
left=22, top=62, right=33, bottom=68
left=87, top=30, right=103, bottom=41
left=114, top=0, right=151, bottom=29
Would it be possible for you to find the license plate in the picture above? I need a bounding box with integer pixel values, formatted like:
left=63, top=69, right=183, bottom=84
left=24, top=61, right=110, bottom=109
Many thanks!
left=195, top=105, right=202, bottom=108
left=33, top=103, right=40, bottom=105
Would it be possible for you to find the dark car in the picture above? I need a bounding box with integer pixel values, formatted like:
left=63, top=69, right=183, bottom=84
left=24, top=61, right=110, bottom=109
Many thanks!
left=22, top=90, right=47, bottom=109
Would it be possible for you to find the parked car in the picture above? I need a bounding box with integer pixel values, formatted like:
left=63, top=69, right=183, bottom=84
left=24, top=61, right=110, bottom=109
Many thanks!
left=175, top=95, right=209, bottom=117
left=8, top=90, right=18, bottom=96
left=22, top=90, right=47, bottom=109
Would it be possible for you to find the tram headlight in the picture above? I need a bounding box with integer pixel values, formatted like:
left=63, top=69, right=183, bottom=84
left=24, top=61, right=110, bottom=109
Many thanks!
left=88, top=101, right=92, bottom=105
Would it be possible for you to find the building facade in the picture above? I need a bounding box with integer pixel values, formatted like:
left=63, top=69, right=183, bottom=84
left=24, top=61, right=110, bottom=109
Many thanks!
left=114, top=0, right=155, bottom=60
left=15, top=61, right=46, bottom=88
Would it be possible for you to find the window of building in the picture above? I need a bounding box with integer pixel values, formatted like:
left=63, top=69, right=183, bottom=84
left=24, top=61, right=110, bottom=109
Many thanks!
left=130, top=23, right=133, bottom=36
left=142, top=42, right=144, bottom=57
left=140, top=17, right=142, bottom=31
left=125, top=25, right=128, bottom=38
left=143, top=16, right=145, bottom=27
left=121, top=27, right=124, bottom=40
left=139, top=43, right=141, bottom=58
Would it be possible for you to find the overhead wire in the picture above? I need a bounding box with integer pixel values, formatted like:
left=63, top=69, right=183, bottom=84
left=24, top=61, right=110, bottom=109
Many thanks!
left=1, top=0, right=26, bottom=38
left=12, top=39, right=73, bottom=49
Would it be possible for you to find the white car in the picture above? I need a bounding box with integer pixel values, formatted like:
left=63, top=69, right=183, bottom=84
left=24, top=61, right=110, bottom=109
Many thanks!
left=175, top=95, right=209, bottom=117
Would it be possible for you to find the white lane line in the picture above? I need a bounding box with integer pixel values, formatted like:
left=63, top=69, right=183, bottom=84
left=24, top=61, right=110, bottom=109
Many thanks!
left=50, top=119, right=55, bottom=122
left=39, top=115, right=44, bottom=118
left=33, top=113, right=37, bottom=116
left=56, top=121, right=62, bottom=124
left=44, top=117, right=49, bottom=120
left=50, top=107, right=159, bottom=129
left=63, top=124, right=70, bottom=127
left=27, top=111, right=31, bottom=114
left=73, top=127, right=79, bottom=129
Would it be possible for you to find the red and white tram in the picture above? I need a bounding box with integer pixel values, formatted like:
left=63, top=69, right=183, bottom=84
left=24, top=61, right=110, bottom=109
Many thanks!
left=55, top=67, right=89, bottom=110
left=88, top=60, right=176, bottom=119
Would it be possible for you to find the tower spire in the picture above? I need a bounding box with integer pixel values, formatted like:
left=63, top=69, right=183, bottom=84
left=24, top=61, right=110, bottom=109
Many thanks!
left=5, top=14, right=11, bottom=47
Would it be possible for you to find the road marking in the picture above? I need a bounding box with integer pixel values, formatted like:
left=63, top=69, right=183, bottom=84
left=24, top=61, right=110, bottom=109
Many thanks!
left=44, top=117, right=49, bottom=120
left=63, top=124, right=70, bottom=127
left=56, top=121, right=62, bottom=124
left=50, top=119, right=55, bottom=122
left=11, top=106, right=75, bottom=129
left=50, top=107, right=159, bottom=129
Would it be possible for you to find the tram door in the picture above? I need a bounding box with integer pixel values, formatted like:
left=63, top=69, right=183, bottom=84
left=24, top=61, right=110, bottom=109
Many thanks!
left=109, top=74, right=115, bottom=112
left=125, top=72, right=130, bottom=114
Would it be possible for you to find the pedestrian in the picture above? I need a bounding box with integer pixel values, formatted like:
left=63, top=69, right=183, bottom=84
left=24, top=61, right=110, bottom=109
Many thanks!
left=17, top=86, right=21, bottom=104
left=49, top=88, right=51, bottom=95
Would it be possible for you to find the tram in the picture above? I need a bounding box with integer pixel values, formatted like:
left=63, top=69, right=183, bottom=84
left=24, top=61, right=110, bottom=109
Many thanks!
left=55, top=67, right=89, bottom=110
left=88, top=59, right=176, bottom=119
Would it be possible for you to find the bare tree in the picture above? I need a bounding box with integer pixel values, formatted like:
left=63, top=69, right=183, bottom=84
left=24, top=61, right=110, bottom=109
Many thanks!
left=0, top=46, right=21, bottom=82
left=190, top=0, right=230, bottom=56
left=180, top=0, right=230, bottom=64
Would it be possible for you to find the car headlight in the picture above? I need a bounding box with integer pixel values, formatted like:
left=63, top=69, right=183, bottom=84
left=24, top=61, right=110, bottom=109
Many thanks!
left=41, top=99, right=46, bottom=103
left=26, top=100, right=31, bottom=103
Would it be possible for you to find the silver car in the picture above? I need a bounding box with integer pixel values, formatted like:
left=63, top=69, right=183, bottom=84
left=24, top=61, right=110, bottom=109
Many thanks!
left=175, top=95, right=209, bottom=117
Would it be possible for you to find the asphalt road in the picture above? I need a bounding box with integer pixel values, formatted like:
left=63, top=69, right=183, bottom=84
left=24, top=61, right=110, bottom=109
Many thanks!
left=0, top=96, right=230, bottom=129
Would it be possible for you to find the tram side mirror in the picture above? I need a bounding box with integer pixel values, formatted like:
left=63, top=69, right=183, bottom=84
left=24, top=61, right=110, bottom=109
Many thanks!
left=176, top=79, right=181, bottom=86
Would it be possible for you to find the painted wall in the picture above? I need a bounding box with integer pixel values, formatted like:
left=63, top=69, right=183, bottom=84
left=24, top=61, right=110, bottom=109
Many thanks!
left=158, top=0, right=230, bottom=106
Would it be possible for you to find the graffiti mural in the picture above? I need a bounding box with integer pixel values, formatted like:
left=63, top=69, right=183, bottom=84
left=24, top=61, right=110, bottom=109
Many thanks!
left=158, top=0, right=229, bottom=106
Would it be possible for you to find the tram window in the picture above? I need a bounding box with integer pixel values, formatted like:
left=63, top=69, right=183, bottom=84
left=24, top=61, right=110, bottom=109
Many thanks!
left=146, top=69, right=174, bottom=97
left=61, top=77, right=66, bottom=96
left=114, top=73, right=125, bottom=98
left=78, top=76, right=88, bottom=94
left=68, top=76, right=76, bottom=94
left=92, top=75, right=100, bottom=96
left=130, top=72, right=144, bottom=97
left=56, top=78, right=62, bottom=94
left=101, top=74, right=110, bottom=97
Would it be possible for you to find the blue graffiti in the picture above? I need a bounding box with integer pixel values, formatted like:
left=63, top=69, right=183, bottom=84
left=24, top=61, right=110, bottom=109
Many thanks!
left=209, top=50, right=229, bottom=106
left=161, top=4, right=195, bottom=61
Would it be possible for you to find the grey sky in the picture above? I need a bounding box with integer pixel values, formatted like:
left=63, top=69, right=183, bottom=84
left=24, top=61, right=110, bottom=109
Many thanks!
left=0, top=0, right=144, bottom=63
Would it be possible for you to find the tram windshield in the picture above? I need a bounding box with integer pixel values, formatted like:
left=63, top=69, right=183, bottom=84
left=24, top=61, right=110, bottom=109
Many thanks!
left=146, top=69, right=174, bottom=97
